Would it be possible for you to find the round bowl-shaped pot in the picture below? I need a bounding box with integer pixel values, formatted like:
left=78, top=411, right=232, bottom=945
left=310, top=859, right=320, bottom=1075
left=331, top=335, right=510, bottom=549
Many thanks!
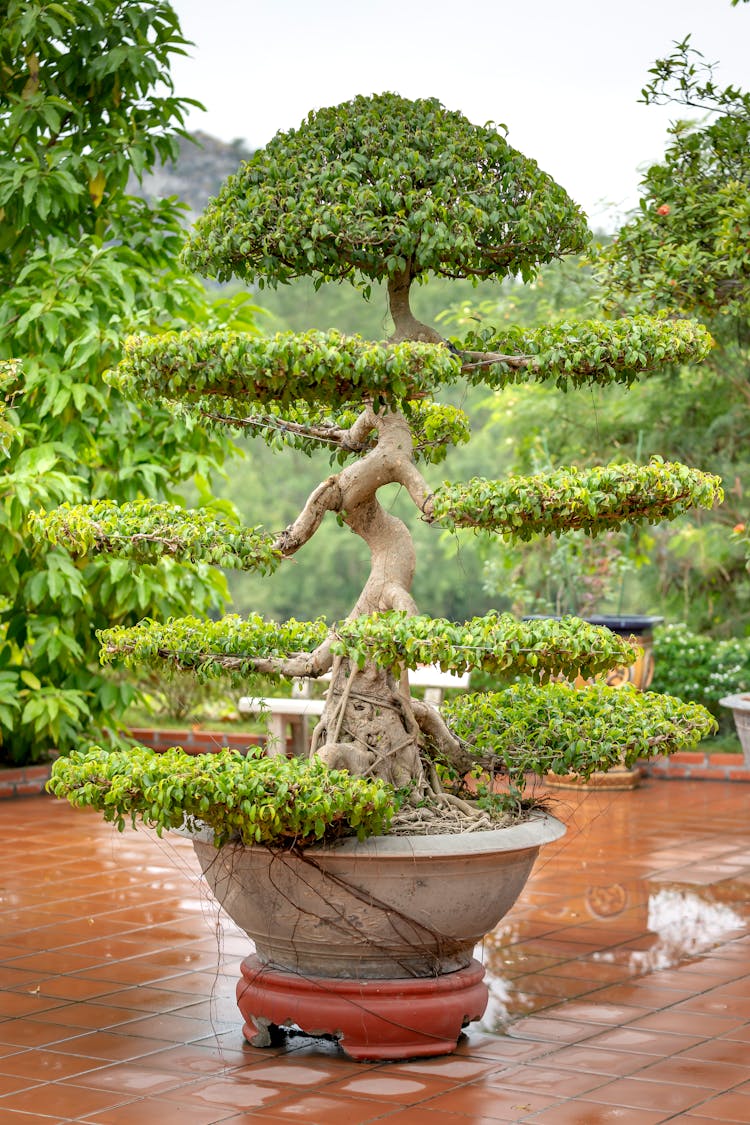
left=193, top=812, right=565, bottom=980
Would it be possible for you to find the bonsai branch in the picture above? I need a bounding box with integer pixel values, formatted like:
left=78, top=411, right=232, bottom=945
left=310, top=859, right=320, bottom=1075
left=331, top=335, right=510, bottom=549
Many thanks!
left=274, top=408, right=423, bottom=560
left=275, top=478, right=342, bottom=556
left=197, top=405, right=378, bottom=453
left=459, top=349, right=533, bottom=371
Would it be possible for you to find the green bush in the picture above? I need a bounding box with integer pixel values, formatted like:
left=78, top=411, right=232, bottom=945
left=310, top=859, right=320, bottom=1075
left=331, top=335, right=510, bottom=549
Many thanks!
left=651, top=623, right=750, bottom=720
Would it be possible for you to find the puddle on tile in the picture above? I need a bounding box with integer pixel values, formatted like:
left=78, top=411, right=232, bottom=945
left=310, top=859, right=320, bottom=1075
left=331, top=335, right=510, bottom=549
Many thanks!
left=593, top=885, right=747, bottom=975
left=471, top=880, right=748, bottom=1034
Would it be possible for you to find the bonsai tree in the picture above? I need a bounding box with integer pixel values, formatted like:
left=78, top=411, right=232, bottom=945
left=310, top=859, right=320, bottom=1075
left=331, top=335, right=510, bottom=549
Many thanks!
left=39, top=94, right=720, bottom=843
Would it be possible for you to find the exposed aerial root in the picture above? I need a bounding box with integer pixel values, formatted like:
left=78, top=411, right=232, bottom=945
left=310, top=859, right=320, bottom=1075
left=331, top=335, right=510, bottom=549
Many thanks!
left=388, top=796, right=506, bottom=836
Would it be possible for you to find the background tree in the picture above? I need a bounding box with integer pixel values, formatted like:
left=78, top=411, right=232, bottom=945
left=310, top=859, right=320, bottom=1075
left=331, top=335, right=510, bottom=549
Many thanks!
left=598, top=22, right=750, bottom=632
left=0, top=0, right=256, bottom=764
left=39, top=94, right=719, bottom=821
left=457, top=19, right=750, bottom=635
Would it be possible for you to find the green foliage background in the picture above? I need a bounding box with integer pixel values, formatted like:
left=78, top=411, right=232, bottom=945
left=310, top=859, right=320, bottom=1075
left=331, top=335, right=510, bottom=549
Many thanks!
left=0, top=0, right=257, bottom=764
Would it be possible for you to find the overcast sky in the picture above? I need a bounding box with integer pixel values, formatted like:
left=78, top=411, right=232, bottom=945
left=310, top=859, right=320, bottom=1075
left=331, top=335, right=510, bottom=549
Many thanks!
left=168, top=0, right=748, bottom=230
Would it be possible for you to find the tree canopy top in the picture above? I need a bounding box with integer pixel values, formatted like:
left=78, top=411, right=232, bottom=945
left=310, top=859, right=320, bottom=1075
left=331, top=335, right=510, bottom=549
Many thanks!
left=183, top=93, right=591, bottom=289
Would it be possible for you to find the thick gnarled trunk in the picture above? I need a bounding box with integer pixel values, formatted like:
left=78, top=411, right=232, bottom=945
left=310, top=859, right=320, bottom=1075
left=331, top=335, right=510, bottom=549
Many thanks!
left=313, top=662, right=426, bottom=791
left=269, top=285, right=473, bottom=793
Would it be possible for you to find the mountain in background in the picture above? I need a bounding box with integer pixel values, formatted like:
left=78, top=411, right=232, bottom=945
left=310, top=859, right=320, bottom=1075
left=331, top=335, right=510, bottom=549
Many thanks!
left=135, top=131, right=251, bottom=220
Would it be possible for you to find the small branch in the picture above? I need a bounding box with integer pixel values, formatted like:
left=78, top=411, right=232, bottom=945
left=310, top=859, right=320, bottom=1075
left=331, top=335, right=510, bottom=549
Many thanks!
left=393, top=459, right=433, bottom=513
left=459, top=349, right=533, bottom=372
left=381, top=581, right=419, bottom=615
left=348, top=405, right=379, bottom=445
left=275, top=477, right=342, bottom=557
left=197, top=405, right=377, bottom=453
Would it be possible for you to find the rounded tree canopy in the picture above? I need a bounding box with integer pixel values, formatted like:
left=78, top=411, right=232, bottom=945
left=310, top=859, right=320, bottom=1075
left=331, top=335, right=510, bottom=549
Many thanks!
left=183, top=93, right=591, bottom=288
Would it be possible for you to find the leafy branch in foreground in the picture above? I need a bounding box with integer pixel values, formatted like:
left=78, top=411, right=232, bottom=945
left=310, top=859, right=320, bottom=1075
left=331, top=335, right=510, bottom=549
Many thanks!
left=47, top=746, right=398, bottom=847
left=428, top=460, right=723, bottom=539
left=0, top=359, right=21, bottom=457
left=0, top=1, right=261, bottom=766
left=29, top=500, right=281, bottom=573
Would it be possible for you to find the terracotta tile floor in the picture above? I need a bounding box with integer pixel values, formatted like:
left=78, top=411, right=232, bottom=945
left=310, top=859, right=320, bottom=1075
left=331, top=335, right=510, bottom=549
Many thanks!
left=1, top=779, right=749, bottom=1123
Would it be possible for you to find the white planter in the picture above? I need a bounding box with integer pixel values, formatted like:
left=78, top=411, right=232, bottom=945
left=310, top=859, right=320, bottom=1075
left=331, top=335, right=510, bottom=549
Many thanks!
left=719, top=693, right=750, bottom=765
left=193, top=812, right=565, bottom=980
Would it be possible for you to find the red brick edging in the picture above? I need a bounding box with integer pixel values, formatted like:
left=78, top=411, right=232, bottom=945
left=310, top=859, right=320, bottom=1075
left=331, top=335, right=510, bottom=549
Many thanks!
left=0, top=761, right=59, bottom=800
left=128, top=726, right=265, bottom=755
left=640, top=750, right=750, bottom=782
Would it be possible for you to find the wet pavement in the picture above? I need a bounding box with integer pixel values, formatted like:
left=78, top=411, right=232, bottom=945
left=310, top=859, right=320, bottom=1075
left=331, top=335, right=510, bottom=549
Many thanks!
left=1, top=778, right=749, bottom=1123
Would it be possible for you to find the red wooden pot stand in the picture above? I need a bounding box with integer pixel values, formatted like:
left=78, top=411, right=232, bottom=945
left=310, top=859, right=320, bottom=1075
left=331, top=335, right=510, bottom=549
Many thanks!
left=237, top=954, right=488, bottom=1061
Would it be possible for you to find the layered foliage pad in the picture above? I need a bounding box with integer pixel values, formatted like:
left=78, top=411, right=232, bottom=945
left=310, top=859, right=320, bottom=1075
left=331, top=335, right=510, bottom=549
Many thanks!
left=30, top=500, right=281, bottom=573
left=47, top=746, right=397, bottom=846
left=116, top=317, right=713, bottom=416
left=113, top=329, right=461, bottom=411
left=430, top=460, right=723, bottom=540
left=98, top=614, right=330, bottom=681
left=443, top=682, right=717, bottom=784
left=97, top=611, right=636, bottom=684
left=183, top=93, right=590, bottom=287
left=332, top=612, right=637, bottom=680
left=461, top=316, right=713, bottom=390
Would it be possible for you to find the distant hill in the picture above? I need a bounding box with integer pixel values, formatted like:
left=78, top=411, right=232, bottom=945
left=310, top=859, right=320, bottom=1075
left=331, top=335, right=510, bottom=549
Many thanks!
left=134, top=130, right=251, bottom=220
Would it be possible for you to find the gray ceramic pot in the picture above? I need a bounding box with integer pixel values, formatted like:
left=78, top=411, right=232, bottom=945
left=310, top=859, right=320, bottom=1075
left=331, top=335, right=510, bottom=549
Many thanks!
left=192, top=812, right=565, bottom=979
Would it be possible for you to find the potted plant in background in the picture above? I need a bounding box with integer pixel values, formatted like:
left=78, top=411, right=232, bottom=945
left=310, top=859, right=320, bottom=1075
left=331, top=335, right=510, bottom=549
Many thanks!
left=36, top=93, right=719, bottom=1060
left=647, top=619, right=750, bottom=764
